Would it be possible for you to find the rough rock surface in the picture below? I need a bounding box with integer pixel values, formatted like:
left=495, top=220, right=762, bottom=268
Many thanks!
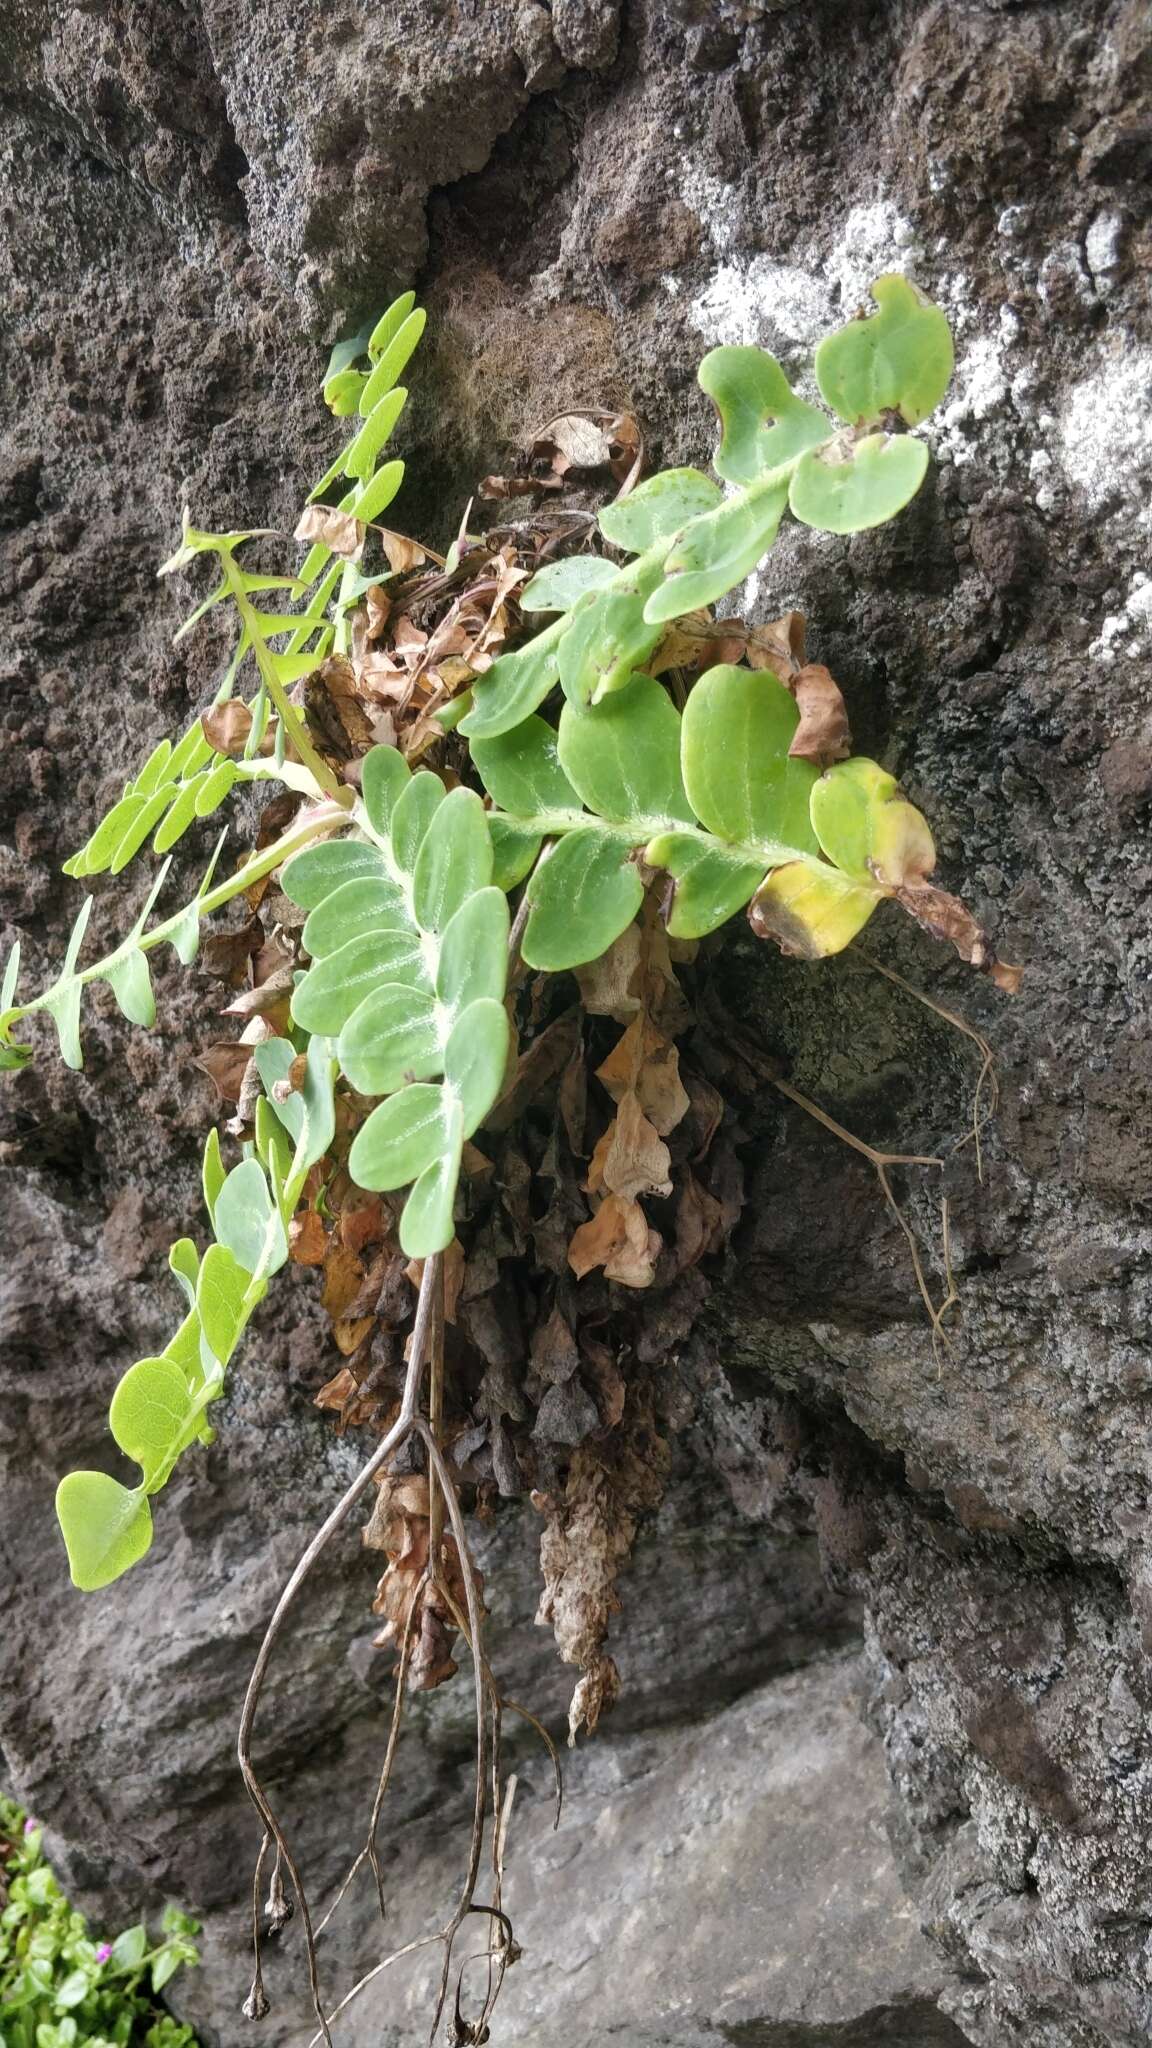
left=2, top=3, right=1152, bottom=2046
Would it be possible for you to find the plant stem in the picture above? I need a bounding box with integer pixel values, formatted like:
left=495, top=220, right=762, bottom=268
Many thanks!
left=217, top=550, right=348, bottom=803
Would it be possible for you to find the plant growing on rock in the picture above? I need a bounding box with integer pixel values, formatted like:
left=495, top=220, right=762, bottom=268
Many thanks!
left=0, top=276, right=1015, bottom=2041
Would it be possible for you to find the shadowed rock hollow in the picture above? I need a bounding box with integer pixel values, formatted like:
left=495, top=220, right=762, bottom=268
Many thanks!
left=2, top=4, right=1152, bottom=2045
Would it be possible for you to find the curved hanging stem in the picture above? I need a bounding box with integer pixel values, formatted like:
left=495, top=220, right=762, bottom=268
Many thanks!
left=236, top=1252, right=442, bottom=2040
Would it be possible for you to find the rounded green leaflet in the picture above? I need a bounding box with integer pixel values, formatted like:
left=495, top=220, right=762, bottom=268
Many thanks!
left=412, top=786, right=493, bottom=932
left=681, top=665, right=819, bottom=856
left=196, top=1242, right=251, bottom=1363
left=521, top=827, right=644, bottom=972
left=520, top=557, right=618, bottom=612
left=368, top=291, right=416, bottom=361
left=598, top=468, right=724, bottom=553
left=358, top=307, right=427, bottom=417
left=337, top=981, right=440, bottom=1096
left=400, top=1121, right=465, bottom=1259
left=436, top=886, right=510, bottom=1012
left=558, top=675, right=694, bottom=828
left=489, top=818, right=543, bottom=890
left=389, top=768, right=447, bottom=873
left=109, top=1355, right=202, bottom=1490
left=281, top=836, right=392, bottom=912
left=301, top=875, right=410, bottom=959
left=103, top=948, right=155, bottom=1029
left=644, top=831, right=765, bottom=939
left=323, top=367, right=366, bottom=417
left=254, top=1034, right=337, bottom=1169
left=809, top=757, right=936, bottom=890
left=788, top=433, right=929, bottom=534
left=151, top=776, right=205, bottom=854
left=361, top=742, right=411, bottom=838
left=194, top=758, right=238, bottom=818
left=470, top=715, right=580, bottom=818
left=291, top=927, right=428, bottom=1034
left=110, top=787, right=174, bottom=873
left=557, top=559, right=665, bottom=707
left=697, top=348, right=831, bottom=486
left=815, top=274, right=953, bottom=428
left=56, top=1472, right=153, bottom=1591
left=72, top=790, right=148, bottom=875
left=348, top=457, right=405, bottom=524
left=459, top=626, right=565, bottom=741
left=213, top=1158, right=288, bottom=1277
left=444, top=997, right=510, bottom=1135
left=342, top=390, right=408, bottom=483
left=643, top=477, right=789, bottom=626
left=349, top=1081, right=449, bottom=1191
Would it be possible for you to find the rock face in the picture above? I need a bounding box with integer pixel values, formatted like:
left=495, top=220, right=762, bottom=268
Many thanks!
left=2, top=3, right=1152, bottom=2045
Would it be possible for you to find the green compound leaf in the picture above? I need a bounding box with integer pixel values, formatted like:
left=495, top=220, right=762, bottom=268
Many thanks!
left=460, top=624, right=565, bottom=741
left=292, top=928, right=429, bottom=1035
left=436, top=887, right=510, bottom=1011
left=644, top=831, right=766, bottom=939
left=521, top=557, right=618, bottom=612
left=680, top=665, right=819, bottom=857
left=213, top=1158, right=288, bottom=1278
left=196, top=1243, right=252, bottom=1363
left=789, top=432, right=929, bottom=535
left=337, top=982, right=439, bottom=1096
left=521, top=828, right=644, bottom=972
left=697, top=348, right=830, bottom=486
left=361, top=742, right=412, bottom=836
left=56, top=1473, right=153, bottom=1592
left=412, top=786, right=493, bottom=933
left=443, top=997, right=510, bottom=1135
left=109, top=1355, right=206, bottom=1490
left=349, top=1082, right=450, bottom=1191
left=301, top=875, right=410, bottom=959
left=598, top=469, right=724, bottom=552
left=254, top=1033, right=337, bottom=1170
left=470, top=715, right=580, bottom=817
left=558, top=675, right=693, bottom=827
left=557, top=555, right=665, bottom=708
left=809, top=756, right=937, bottom=888
left=644, top=477, right=789, bottom=625
left=815, top=274, right=954, bottom=428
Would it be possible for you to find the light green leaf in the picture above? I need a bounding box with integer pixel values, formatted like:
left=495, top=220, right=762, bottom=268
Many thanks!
left=815, top=274, right=953, bottom=427
left=520, top=557, right=618, bottom=612
left=342, top=388, right=408, bottom=483
left=45, top=980, right=84, bottom=1071
left=134, top=740, right=178, bottom=798
left=680, top=665, right=819, bottom=855
left=598, top=468, right=724, bottom=551
left=55, top=1473, right=153, bottom=1592
left=644, top=476, right=789, bottom=625
left=254, top=1034, right=337, bottom=1169
left=459, top=626, right=564, bottom=741
left=213, top=1159, right=287, bottom=1278
left=169, top=1238, right=200, bottom=1310
left=1, top=939, right=19, bottom=1010
left=110, top=789, right=174, bottom=874
left=202, top=1126, right=226, bottom=1226
left=368, top=292, right=417, bottom=362
left=521, top=827, right=643, bottom=972
left=281, top=836, right=391, bottom=911
left=301, top=875, right=410, bottom=959
left=809, top=756, right=936, bottom=890
left=390, top=769, right=446, bottom=873
left=109, top=1356, right=202, bottom=1490
left=558, top=675, right=693, bottom=827
left=788, top=433, right=929, bottom=534
left=324, top=367, right=368, bottom=416
left=348, top=457, right=405, bottom=523
left=443, top=998, right=509, bottom=1135
left=557, top=556, right=665, bottom=707
left=152, top=777, right=205, bottom=854
left=349, top=1082, right=449, bottom=1190
left=436, top=886, right=509, bottom=1012
left=168, top=900, right=202, bottom=966
left=75, top=793, right=148, bottom=875
left=103, top=948, right=155, bottom=1029
left=470, top=715, right=580, bottom=817
left=109, top=1924, right=148, bottom=1970
left=400, top=1125, right=464, bottom=1258
left=358, top=309, right=427, bottom=416
left=412, top=786, right=493, bottom=932
left=337, top=982, right=439, bottom=1095
left=292, top=928, right=428, bottom=1035
left=63, top=895, right=93, bottom=974
left=196, top=1242, right=252, bottom=1362
left=644, top=831, right=765, bottom=938
left=697, top=347, right=830, bottom=485
left=361, top=743, right=411, bottom=838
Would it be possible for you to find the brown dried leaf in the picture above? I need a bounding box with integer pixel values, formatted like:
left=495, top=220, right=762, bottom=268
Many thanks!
left=534, top=413, right=615, bottom=475
left=199, top=915, right=263, bottom=987
left=596, top=1016, right=690, bottom=1137
left=896, top=882, right=1022, bottom=992
left=294, top=503, right=364, bottom=560
left=377, top=529, right=428, bottom=575
left=289, top=1209, right=328, bottom=1266
left=321, top=1241, right=366, bottom=1322
left=530, top=1306, right=581, bottom=1386
left=488, top=1009, right=581, bottom=1131
left=585, top=1091, right=672, bottom=1202
left=787, top=663, right=852, bottom=766
left=575, top=925, right=643, bottom=1020
left=365, top=583, right=392, bottom=642
left=200, top=701, right=253, bottom=757
left=746, top=609, right=806, bottom=679
left=194, top=1041, right=252, bottom=1104
left=673, top=1171, right=725, bottom=1272
left=648, top=610, right=747, bottom=676
left=568, top=1192, right=661, bottom=1288
left=221, top=963, right=296, bottom=1020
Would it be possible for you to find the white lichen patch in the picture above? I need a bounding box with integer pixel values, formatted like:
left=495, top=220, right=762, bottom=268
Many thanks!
left=1059, top=348, right=1152, bottom=525
left=687, top=255, right=831, bottom=353
left=1090, top=573, right=1152, bottom=665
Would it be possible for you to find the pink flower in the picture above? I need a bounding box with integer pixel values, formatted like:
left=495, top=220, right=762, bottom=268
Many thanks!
left=95, top=1943, right=113, bottom=1964
left=22, top=1819, right=37, bottom=1836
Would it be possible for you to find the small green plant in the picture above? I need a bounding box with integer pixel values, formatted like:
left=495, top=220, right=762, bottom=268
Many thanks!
left=1, top=274, right=1016, bottom=2041
left=0, top=1798, right=200, bottom=2048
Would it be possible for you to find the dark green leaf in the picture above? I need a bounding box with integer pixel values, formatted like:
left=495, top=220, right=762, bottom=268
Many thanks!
left=680, top=665, right=819, bottom=855
left=521, top=828, right=643, bottom=972
left=558, top=675, right=693, bottom=828
left=470, top=715, right=580, bottom=817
